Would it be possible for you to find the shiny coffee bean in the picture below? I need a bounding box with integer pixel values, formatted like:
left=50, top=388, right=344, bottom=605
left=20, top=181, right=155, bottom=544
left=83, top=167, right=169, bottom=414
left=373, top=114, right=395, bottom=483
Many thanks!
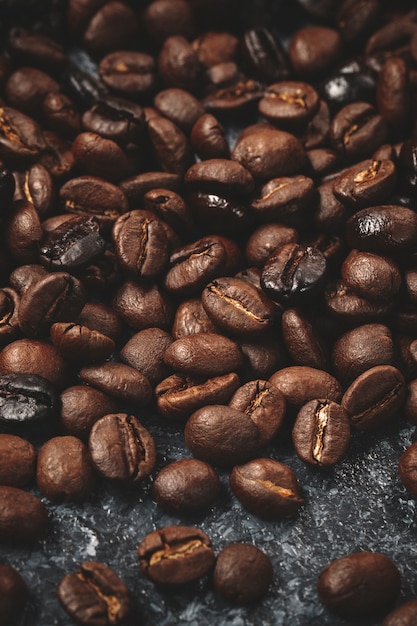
left=346, top=205, right=417, bottom=252
left=230, top=458, right=303, bottom=520
left=332, top=159, right=397, bottom=209
left=0, top=434, right=36, bottom=487
left=59, top=175, right=129, bottom=225
left=341, top=250, right=401, bottom=302
left=0, top=373, right=57, bottom=423
left=289, top=26, right=342, bottom=78
left=81, top=96, right=145, bottom=147
left=0, top=485, right=48, bottom=542
left=72, top=132, right=134, bottom=182
left=138, top=526, right=215, bottom=586
left=242, top=27, right=289, bottom=83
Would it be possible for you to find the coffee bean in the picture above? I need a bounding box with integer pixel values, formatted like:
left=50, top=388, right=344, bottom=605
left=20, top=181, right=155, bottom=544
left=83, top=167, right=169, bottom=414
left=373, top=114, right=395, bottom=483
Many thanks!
left=0, top=563, right=29, bottom=623
left=13, top=163, right=55, bottom=218
left=0, top=287, right=20, bottom=346
left=324, top=280, right=392, bottom=327
left=7, top=27, right=68, bottom=72
left=147, top=115, right=194, bottom=177
left=37, top=435, right=95, bottom=502
left=152, top=458, right=221, bottom=514
left=50, top=322, right=115, bottom=363
left=185, top=158, right=254, bottom=197
left=0, top=338, right=72, bottom=388
left=382, top=598, right=417, bottom=626
left=5, top=199, right=43, bottom=264
left=99, top=50, right=156, bottom=97
left=59, top=175, right=129, bottom=226
left=230, top=458, right=303, bottom=519
left=190, top=113, right=230, bottom=160
left=63, top=65, right=109, bottom=111
left=82, top=96, right=145, bottom=148
left=377, top=57, right=411, bottom=133
left=0, top=485, right=48, bottom=542
left=242, top=26, right=289, bottom=82
left=60, top=384, right=118, bottom=440
left=213, top=543, right=273, bottom=604
left=120, top=171, right=182, bottom=208
left=398, top=440, right=417, bottom=499
left=246, top=223, right=298, bottom=268
left=72, top=131, right=134, bottom=182
left=57, top=561, right=131, bottom=625
left=0, top=373, right=57, bottom=423
left=329, top=102, right=388, bottom=159
left=239, top=334, right=287, bottom=381
left=82, top=2, right=138, bottom=59
left=114, top=279, right=174, bottom=331
left=342, top=365, right=406, bottom=430
left=317, top=551, right=400, bottom=617
left=164, top=333, right=243, bottom=378
left=137, top=525, right=215, bottom=586
left=203, top=79, right=265, bottom=114
left=0, top=434, right=36, bottom=487
left=143, top=0, right=196, bottom=43
left=251, top=175, right=315, bottom=224
left=89, top=413, right=156, bottom=483
left=143, top=188, right=196, bottom=240
left=259, top=81, right=319, bottom=129
left=79, top=362, right=152, bottom=405
left=5, top=67, right=60, bottom=118
left=332, top=158, right=397, bottom=209
left=158, top=36, right=202, bottom=92
left=42, top=92, right=81, bottom=139
left=289, top=26, right=343, bottom=78
left=341, top=250, right=401, bottom=301
left=269, top=366, right=342, bottom=413
left=154, top=88, right=204, bottom=133
left=76, top=302, right=123, bottom=343
left=346, top=205, right=417, bottom=252
left=282, top=308, right=328, bottom=369
left=172, top=297, right=217, bottom=339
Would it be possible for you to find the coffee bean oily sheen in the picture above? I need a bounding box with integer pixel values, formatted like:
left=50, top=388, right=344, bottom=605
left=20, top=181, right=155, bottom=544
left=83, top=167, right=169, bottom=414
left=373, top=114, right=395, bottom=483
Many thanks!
left=137, top=526, right=215, bottom=586
left=201, top=277, right=276, bottom=338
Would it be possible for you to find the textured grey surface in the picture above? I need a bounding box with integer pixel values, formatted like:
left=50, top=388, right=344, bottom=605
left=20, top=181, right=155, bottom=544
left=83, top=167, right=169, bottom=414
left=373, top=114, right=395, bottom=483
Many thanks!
left=3, top=413, right=417, bottom=626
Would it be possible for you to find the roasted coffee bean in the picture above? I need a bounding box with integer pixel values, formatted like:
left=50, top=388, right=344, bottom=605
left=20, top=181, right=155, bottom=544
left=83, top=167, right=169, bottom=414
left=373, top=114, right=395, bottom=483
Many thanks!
left=228, top=379, right=285, bottom=446
left=13, top=163, right=55, bottom=218
left=63, top=66, right=109, bottom=111
left=0, top=105, right=46, bottom=164
left=59, top=175, right=129, bottom=225
left=242, top=27, right=289, bottom=83
left=261, top=243, right=327, bottom=305
left=399, top=441, right=417, bottom=499
left=329, top=102, right=388, bottom=159
left=377, top=57, right=411, bottom=133
left=82, top=2, right=138, bottom=59
left=303, top=99, right=331, bottom=149
left=0, top=339, right=71, bottom=388
left=187, top=190, right=253, bottom=237
left=0, top=434, right=36, bottom=487
left=333, top=159, right=397, bottom=209
left=156, top=372, right=239, bottom=421
left=60, top=384, right=118, bottom=440
left=341, top=250, right=401, bottom=302
left=158, top=36, right=202, bottom=92
left=143, top=0, right=196, bottom=43
left=282, top=308, right=328, bottom=369
left=405, top=380, right=417, bottom=424
left=382, top=598, right=417, bottom=626
left=171, top=297, right=217, bottom=339
left=246, top=223, right=298, bottom=268
left=0, top=373, right=57, bottom=423
left=346, top=205, right=417, bottom=251
left=39, top=130, right=75, bottom=179
left=398, top=140, right=417, bottom=197
left=201, top=277, right=276, bottom=338
left=119, top=328, right=173, bottom=386
left=305, top=148, right=339, bottom=178
left=5, top=67, right=60, bottom=118
left=317, top=551, right=401, bottom=617
left=0, top=287, right=20, bottom=346
left=147, top=115, right=194, bottom=177
left=50, top=322, right=115, bottom=363
left=76, top=302, right=123, bottom=343
left=99, top=51, right=156, bottom=97
left=239, top=334, right=287, bottom=381
left=258, top=81, right=319, bottom=129
left=82, top=96, right=144, bottom=147
left=202, top=79, right=265, bottom=114
left=18, top=272, right=86, bottom=338
left=7, top=27, right=68, bottom=72
left=120, top=171, right=182, bottom=207
left=313, top=181, right=348, bottom=234
left=143, top=188, right=195, bottom=240
left=5, top=199, right=42, bottom=264
left=192, top=30, right=238, bottom=67
left=337, top=0, right=381, bottom=46
left=185, top=159, right=254, bottom=197
left=154, top=88, right=204, bottom=134
left=79, top=362, right=152, bottom=405
left=138, top=525, right=214, bottom=586
left=0, top=563, right=28, bottom=624
left=364, top=11, right=417, bottom=58
left=213, top=543, right=273, bottom=605
left=42, top=92, right=81, bottom=138
left=0, top=485, right=48, bottom=542
left=342, top=365, right=405, bottom=430
left=152, top=458, right=221, bottom=514
left=57, top=561, right=131, bottom=625
left=324, top=280, right=392, bottom=326
left=289, top=27, right=342, bottom=78
left=114, top=280, right=174, bottom=331
left=190, top=113, right=230, bottom=160
left=292, top=400, right=350, bottom=467
left=72, top=131, right=134, bottom=182
left=232, top=128, right=305, bottom=180
left=164, top=333, right=243, bottom=377
left=37, top=435, right=95, bottom=502
left=269, top=366, right=342, bottom=413
left=251, top=175, right=315, bottom=224
left=230, top=458, right=303, bottom=520
left=89, top=413, right=156, bottom=483
left=332, top=324, right=394, bottom=384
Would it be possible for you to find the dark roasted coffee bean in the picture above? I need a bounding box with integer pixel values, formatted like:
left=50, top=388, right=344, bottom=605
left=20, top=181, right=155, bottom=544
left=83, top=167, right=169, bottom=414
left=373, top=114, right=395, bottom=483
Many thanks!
left=246, top=223, right=298, bottom=268
left=0, top=105, right=46, bottom=164
left=399, top=440, right=417, bottom=499
left=242, top=27, right=289, bottom=83
left=203, top=79, right=265, bottom=114
left=0, top=563, right=29, bottom=624
left=317, top=551, right=400, bottom=617
left=341, top=250, right=401, bottom=301
left=60, top=384, right=118, bottom=440
left=342, top=365, right=405, bottom=430
left=261, top=243, right=327, bottom=305
left=382, top=598, right=417, bottom=626
left=72, top=131, right=134, bottom=182
left=154, top=88, right=204, bottom=134
left=114, top=280, right=174, bottom=331
left=377, top=57, right=411, bottom=133
left=187, top=191, right=253, bottom=237
left=18, top=272, right=86, bottom=338
left=282, top=308, right=328, bottom=369
left=201, top=277, right=276, bottom=338
left=213, top=543, right=273, bottom=604
left=158, top=36, right=202, bottom=92
left=337, top=0, right=381, bottom=46
left=269, top=366, right=342, bottom=413
left=152, top=458, right=221, bottom=514
left=60, top=175, right=128, bottom=225
left=251, top=175, right=314, bottom=224
left=230, top=458, right=303, bottom=520
left=306, top=148, right=339, bottom=178
left=82, top=2, right=138, bottom=59
left=143, top=0, right=195, bottom=42
left=0, top=287, right=20, bottom=346
left=0, top=339, right=71, bottom=387
left=89, top=413, right=156, bottom=483
left=332, top=324, right=394, bottom=384
left=228, top=379, right=285, bottom=446
left=0, top=485, right=48, bottom=542
left=63, top=66, right=109, bottom=111
left=37, top=435, right=95, bottom=502
left=292, top=400, right=350, bottom=467
left=13, top=163, right=55, bottom=218
left=80, top=362, right=152, bottom=405
left=5, top=199, right=42, bottom=264
left=40, top=216, right=105, bottom=271
left=143, top=188, right=195, bottom=239
left=5, top=67, right=60, bottom=118
left=329, top=102, right=388, bottom=159
left=365, top=11, right=417, bottom=58
left=50, top=322, right=115, bottom=363
left=0, top=434, right=36, bottom=487
left=346, top=205, right=417, bottom=251
left=259, top=81, right=319, bottom=130
left=185, top=159, right=254, bottom=197
left=190, top=113, right=230, bottom=160
left=39, top=130, right=75, bottom=179
left=164, top=333, right=243, bottom=377
left=0, top=373, right=57, bottom=423
left=332, top=158, right=397, bottom=209
left=138, top=526, right=215, bottom=586
left=172, top=297, right=217, bottom=339
left=120, top=171, right=182, bottom=207
left=82, top=96, right=144, bottom=147
left=119, top=328, right=172, bottom=386
left=324, top=280, right=391, bottom=326
left=147, top=115, right=194, bottom=177
left=289, top=27, right=342, bottom=78
left=156, top=372, right=239, bottom=421
left=57, top=561, right=131, bottom=625
left=232, top=128, right=305, bottom=180
left=99, top=51, right=156, bottom=97
left=7, top=27, right=68, bottom=72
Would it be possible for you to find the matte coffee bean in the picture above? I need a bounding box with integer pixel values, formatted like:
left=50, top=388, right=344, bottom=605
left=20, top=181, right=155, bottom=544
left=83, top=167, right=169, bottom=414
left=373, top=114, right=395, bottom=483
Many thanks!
left=0, top=485, right=48, bottom=542
left=154, top=88, right=204, bottom=133
left=0, top=105, right=46, bottom=164
left=172, top=297, right=217, bottom=339
left=213, top=543, right=273, bottom=605
left=192, top=31, right=239, bottom=67
left=292, top=400, right=350, bottom=467
left=230, top=458, right=303, bottom=520
left=0, top=287, right=20, bottom=346
left=329, top=102, right=388, bottom=159
left=239, top=334, right=287, bottom=381
left=259, top=81, right=319, bottom=129
left=143, top=0, right=195, bottom=43
left=0, top=373, right=57, bottom=423
left=143, top=188, right=195, bottom=240
left=317, top=551, right=400, bottom=617
left=5, top=67, right=60, bottom=117
left=282, top=308, right=328, bottom=369
left=120, top=328, right=173, bottom=386
left=332, top=159, right=397, bottom=209
left=261, top=243, right=327, bottom=305
left=81, top=96, right=144, bottom=148
left=89, top=413, right=156, bottom=483
left=42, top=92, right=81, bottom=139
left=269, top=366, right=342, bottom=413
left=147, top=115, right=194, bottom=177
left=246, top=223, right=298, bottom=268
left=5, top=199, right=42, bottom=264
left=382, top=598, right=417, bottom=626
left=203, top=79, right=265, bottom=114
left=164, top=333, right=243, bottom=377
left=120, top=171, right=181, bottom=207
left=76, top=302, right=123, bottom=343
left=37, top=436, right=95, bottom=502
left=190, top=113, right=230, bottom=160
left=342, top=365, right=406, bottom=430
left=114, top=280, right=174, bottom=331
left=152, top=459, right=221, bottom=514
left=0, top=434, right=36, bottom=487
left=79, top=362, right=152, bottom=405
left=0, top=339, right=71, bottom=388
left=72, top=131, right=133, bottom=182
left=289, top=26, right=342, bottom=78
left=138, top=526, right=215, bottom=586
left=39, top=130, right=75, bottom=180
left=377, top=57, right=410, bottom=132
left=13, top=163, right=55, bottom=217
left=60, top=385, right=118, bottom=440
left=398, top=441, right=417, bottom=499
left=7, top=27, right=68, bottom=72
left=185, top=159, right=254, bottom=197
left=82, top=2, right=138, bottom=59
left=347, top=205, right=417, bottom=252
left=251, top=175, right=315, bottom=224
left=229, top=379, right=285, bottom=446
left=50, top=322, right=115, bottom=363
left=59, top=175, right=129, bottom=225
left=324, top=280, right=392, bottom=327
left=99, top=51, right=156, bottom=97
left=158, top=36, right=202, bottom=92
left=0, top=564, right=28, bottom=623
left=341, top=250, right=401, bottom=302
left=57, top=562, right=131, bottom=625
left=156, top=372, right=239, bottom=421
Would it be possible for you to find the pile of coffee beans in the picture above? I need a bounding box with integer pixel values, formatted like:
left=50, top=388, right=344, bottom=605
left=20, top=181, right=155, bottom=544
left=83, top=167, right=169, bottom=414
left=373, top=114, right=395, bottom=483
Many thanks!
left=2, top=0, right=417, bottom=623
